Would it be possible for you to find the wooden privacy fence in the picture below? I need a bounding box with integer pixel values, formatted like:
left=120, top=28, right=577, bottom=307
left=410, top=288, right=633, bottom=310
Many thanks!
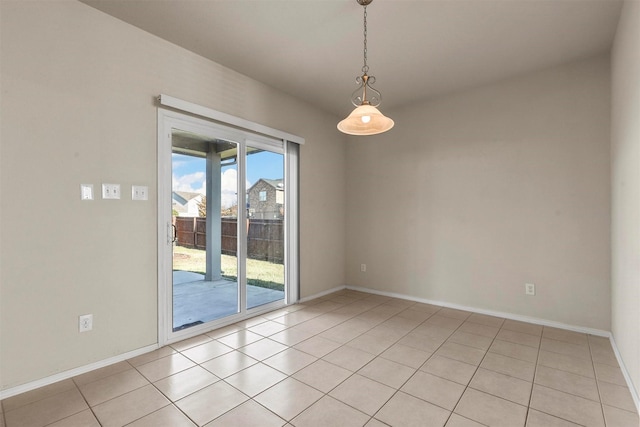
left=174, top=217, right=284, bottom=263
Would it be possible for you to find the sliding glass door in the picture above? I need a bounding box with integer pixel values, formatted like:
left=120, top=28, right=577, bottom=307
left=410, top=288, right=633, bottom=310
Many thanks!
left=159, top=110, right=292, bottom=343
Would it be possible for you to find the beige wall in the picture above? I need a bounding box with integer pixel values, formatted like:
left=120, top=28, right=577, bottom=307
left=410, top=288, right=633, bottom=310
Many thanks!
left=611, top=0, right=640, bottom=402
left=346, top=55, right=611, bottom=331
left=0, top=0, right=346, bottom=390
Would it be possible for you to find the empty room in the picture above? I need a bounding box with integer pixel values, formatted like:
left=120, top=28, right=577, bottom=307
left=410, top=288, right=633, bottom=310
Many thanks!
left=1, top=0, right=639, bottom=426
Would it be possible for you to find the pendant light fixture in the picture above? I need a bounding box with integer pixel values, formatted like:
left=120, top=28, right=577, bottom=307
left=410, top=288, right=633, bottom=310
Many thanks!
left=338, top=0, right=394, bottom=136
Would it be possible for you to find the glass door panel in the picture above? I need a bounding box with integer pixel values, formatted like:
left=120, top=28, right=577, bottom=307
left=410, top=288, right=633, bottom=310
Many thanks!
left=245, top=148, right=285, bottom=309
left=171, top=128, right=240, bottom=331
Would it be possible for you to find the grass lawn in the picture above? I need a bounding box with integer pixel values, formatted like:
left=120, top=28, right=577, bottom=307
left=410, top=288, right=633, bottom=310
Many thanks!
left=173, top=245, right=284, bottom=291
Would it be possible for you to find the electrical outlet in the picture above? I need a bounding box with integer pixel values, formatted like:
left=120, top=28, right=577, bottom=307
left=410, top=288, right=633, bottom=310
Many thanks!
left=360, top=264, right=367, bottom=272
left=525, top=283, right=536, bottom=296
left=79, top=314, right=93, bottom=332
left=80, top=184, right=94, bottom=200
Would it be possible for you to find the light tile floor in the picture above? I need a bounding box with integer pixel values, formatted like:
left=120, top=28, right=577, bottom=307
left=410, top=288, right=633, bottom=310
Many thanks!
left=2, top=290, right=639, bottom=427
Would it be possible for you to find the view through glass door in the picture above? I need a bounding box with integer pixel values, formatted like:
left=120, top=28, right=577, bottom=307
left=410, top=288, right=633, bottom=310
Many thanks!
left=169, top=125, right=286, bottom=334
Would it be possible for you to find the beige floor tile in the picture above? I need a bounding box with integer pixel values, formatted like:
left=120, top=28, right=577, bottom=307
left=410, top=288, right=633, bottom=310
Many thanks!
left=255, top=378, right=323, bottom=421
left=398, top=332, right=445, bottom=353
left=319, top=321, right=371, bottom=344
left=73, top=361, right=132, bottom=386
left=537, top=350, right=595, bottom=378
left=46, top=409, right=100, bottom=427
left=263, top=348, right=317, bottom=375
left=200, top=350, right=258, bottom=378
left=466, top=313, right=505, bottom=328
left=136, top=353, right=196, bottom=383
left=445, top=413, right=485, bottom=427
left=589, top=344, right=619, bottom=367
left=594, top=362, right=627, bottom=386
left=541, top=338, right=591, bottom=360
left=402, top=371, right=465, bottom=411
left=424, top=315, right=465, bottom=330
left=225, top=362, right=287, bottom=397
left=293, top=359, right=352, bottom=393
left=170, top=334, right=213, bottom=352
left=529, top=384, right=605, bottom=427
left=238, top=338, right=289, bottom=361
left=358, top=357, right=416, bottom=389
left=205, top=324, right=243, bottom=339
left=395, top=307, right=435, bottom=322
left=380, top=343, right=432, bottom=368
left=458, top=321, right=500, bottom=338
left=376, top=391, right=450, bottom=427
left=438, top=308, right=471, bottom=320
left=153, top=365, right=219, bottom=401
left=4, top=388, right=88, bottom=427
left=480, top=352, right=535, bottom=381
left=248, top=320, right=290, bottom=337
left=542, top=328, right=589, bottom=347
left=435, top=341, right=486, bottom=365
left=489, top=339, right=538, bottom=363
left=217, top=330, right=264, bottom=349
left=598, top=381, right=637, bottom=412
left=205, top=400, right=285, bottom=427
left=175, top=381, right=248, bottom=426
left=454, top=388, right=527, bottom=427
left=181, top=340, right=233, bottom=364
left=291, top=396, right=370, bottom=427
left=412, top=323, right=455, bottom=341
left=534, top=365, right=599, bottom=401
left=322, top=345, right=376, bottom=372
left=92, top=384, right=170, bottom=427
left=447, top=331, right=493, bottom=351
left=2, top=379, right=77, bottom=412
left=273, top=310, right=320, bottom=327
left=496, top=329, right=541, bottom=348
left=469, top=367, right=532, bottom=406
left=345, top=332, right=397, bottom=355
left=602, top=404, right=640, bottom=427
left=329, top=374, right=395, bottom=416
left=501, top=320, right=543, bottom=336
left=128, top=347, right=177, bottom=367
left=365, top=418, right=390, bottom=427
left=420, top=355, right=477, bottom=385
left=526, top=409, right=582, bottom=426
left=126, top=405, right=196, bottom=427
left=270, top=328, right=317, bottom=346
left=78, top=368, right=149, bottom=406
left=293, top=336, right=342, bottom=358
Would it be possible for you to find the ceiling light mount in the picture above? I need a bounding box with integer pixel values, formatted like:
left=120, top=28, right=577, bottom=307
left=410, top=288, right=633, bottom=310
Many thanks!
left=338, top=0, right=394, bottom=136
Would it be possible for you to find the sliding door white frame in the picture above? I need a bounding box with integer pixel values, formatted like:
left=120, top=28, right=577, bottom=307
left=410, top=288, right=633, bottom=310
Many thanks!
left=157, top=103, right=302, bottom=346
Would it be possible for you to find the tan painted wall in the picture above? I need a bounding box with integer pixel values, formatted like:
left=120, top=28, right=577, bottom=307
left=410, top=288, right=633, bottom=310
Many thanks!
left=611, top=0, right=640, bottom=402
left=0, top=0, right=346, bottom=390
left=346, top=55, right=611, bottom=331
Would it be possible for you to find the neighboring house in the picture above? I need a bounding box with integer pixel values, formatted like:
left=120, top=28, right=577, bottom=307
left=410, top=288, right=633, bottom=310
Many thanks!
left=247, top=179, right=284, bottom=219
left=172, top=191, right=203, bottom=217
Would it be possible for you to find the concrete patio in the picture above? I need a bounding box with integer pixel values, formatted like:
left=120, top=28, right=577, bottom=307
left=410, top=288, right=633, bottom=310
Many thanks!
left=172, top=271, right=284, bottom=330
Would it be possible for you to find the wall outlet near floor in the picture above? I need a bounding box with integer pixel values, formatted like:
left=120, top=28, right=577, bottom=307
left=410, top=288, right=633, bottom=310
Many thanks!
left=79, top=314, right=93, bottom=332
left=360, top=264, right=367, bottom=272
left=525, top=283, right=536, bottom=296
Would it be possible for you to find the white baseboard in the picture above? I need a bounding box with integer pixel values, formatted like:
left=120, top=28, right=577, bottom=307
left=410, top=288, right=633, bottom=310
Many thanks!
left=298, top=285, right=347, bottom=303
left=346, top=285, right=611, bottom=337
left=0, top=344, right=159, bottom=400
left=609, top=335, right=640, bottom=414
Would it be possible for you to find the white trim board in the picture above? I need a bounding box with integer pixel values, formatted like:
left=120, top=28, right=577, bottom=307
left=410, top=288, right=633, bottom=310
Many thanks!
left=0, top=344, right=158, bottom=401
left=610, top=335, right=640, bottom=414
left=346, top=285, right=611, bottom=337
left=157, top=94, right=305, bottom=145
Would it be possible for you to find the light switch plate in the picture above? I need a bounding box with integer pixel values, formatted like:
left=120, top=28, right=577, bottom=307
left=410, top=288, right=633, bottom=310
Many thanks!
left=80, top=184, right=94, bottom=200
left=132, top=185, right=149, bottom=201
left=102, top=183, right=121, bottom=199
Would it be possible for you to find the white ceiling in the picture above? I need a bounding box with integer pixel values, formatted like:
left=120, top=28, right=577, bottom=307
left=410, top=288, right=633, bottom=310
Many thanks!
left=81, top=0, right=622, bottom=117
